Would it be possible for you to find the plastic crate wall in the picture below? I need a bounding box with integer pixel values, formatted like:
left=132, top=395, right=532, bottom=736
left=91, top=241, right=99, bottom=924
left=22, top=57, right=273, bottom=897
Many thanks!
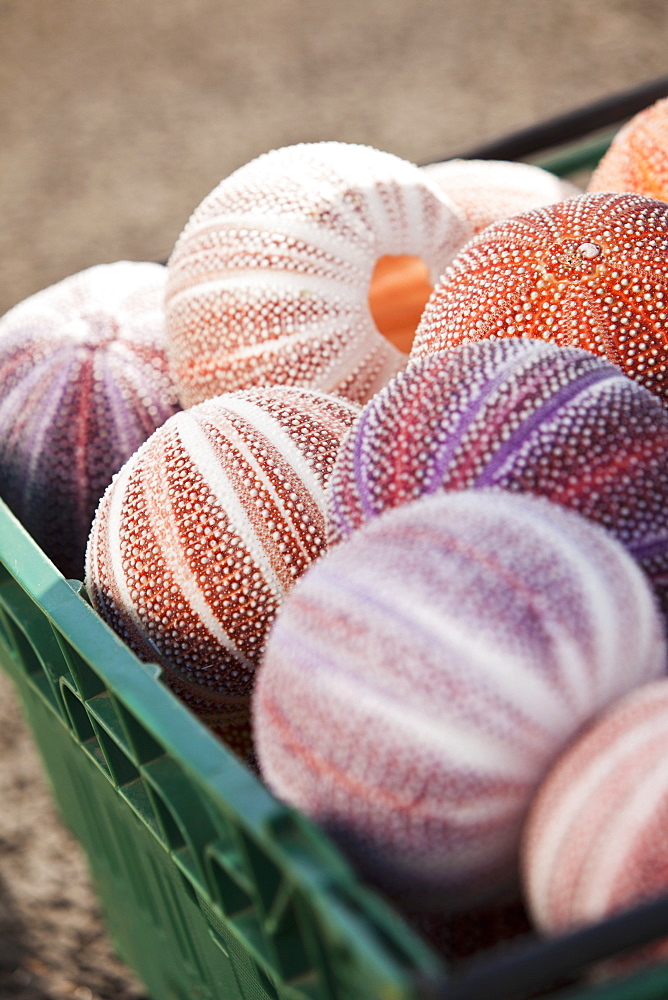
left=0, top=499, right=443, bottom=1000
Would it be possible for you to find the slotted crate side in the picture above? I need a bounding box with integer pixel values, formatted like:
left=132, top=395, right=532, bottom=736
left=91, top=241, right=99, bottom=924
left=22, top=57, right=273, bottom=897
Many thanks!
left=7, top=679, right=253, bottom=1000
left=0, top=497, right=445, bottom=1000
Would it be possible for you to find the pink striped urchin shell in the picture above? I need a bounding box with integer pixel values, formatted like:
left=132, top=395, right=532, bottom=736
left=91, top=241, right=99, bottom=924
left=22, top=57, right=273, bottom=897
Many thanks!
left=0, top=261, right=179, bottom=579
left=165, top=141, right=470, bottom=408
left=85, top=385, right=359, bottom=758
left=411, top=192, right=668, bottom=404
left=253, top=489, right=666, bottom=911
left=422, top=158, right=580, bottom=236
left=522, top=678, right=668, bottom=972
left=588, top=96, right=668, bottom=202
left=326, top=338, right=668, bottom=611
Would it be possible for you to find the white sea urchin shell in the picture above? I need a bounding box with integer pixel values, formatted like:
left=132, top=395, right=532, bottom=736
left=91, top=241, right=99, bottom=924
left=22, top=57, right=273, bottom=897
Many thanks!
left=165, top=141, right=471, bottom=408
left=421, top=158, right=580, bottom=236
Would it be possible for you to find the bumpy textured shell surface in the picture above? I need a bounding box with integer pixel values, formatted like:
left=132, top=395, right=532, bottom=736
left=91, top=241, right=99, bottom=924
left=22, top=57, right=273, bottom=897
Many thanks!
left=588, top=97, right=668, bottom=201
left=522, top=678, right=668, bottom=970
left=0, top=261, right=179, bottom=579
left=422, top=158, right=580, bottom=236
left=411, top=192, right=668, bottom=404
left=85, top=385, right=359, bottom=757
left=165, top=141, right=470, bottom=408
left=254, top=489, right=666, bottom=911
left=326, top=338, right=668, bottom=611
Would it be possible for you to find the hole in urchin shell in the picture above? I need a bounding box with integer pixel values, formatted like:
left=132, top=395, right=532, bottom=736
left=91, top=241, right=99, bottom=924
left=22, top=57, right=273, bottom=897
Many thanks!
left=369, top=255, right=433, bottom=355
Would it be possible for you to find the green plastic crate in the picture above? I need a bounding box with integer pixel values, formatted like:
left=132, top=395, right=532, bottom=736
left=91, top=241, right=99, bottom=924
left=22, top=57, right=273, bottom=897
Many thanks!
left=0, top=496, right=448, bottom=1000
left=5, top=78, right=668, bottom=1000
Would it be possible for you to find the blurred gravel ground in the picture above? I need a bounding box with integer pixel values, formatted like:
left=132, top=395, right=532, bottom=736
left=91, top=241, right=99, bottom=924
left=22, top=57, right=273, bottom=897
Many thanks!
left=3, top=0, right=668, bottom=317
left=2, top=1, right=668, bottom=997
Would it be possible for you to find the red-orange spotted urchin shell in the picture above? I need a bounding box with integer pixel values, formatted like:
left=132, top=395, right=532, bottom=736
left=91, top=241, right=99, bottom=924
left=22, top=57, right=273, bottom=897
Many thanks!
left=165, top=141, right=471, bottom=409
left=85, top=385, right=359, bottom=759
left=0, top=261, right=180, bottom=579
left=410, top=192, right=668, bottom=404
left=422, top=158, right=580, bottom=236
left=588, top=96, right=668, bottom=202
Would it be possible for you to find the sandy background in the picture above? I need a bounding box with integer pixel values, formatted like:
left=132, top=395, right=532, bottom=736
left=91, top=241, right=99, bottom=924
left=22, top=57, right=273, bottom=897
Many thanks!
left=2, top=1, right=668, bottom=997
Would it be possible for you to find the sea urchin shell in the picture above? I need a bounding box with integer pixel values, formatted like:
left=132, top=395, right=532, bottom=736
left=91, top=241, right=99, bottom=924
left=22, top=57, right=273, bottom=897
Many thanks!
left=85, top=385, right=359, bottom=757
left=0, top=261, right=180, bottom=579
left=588, top=96, right=668, bottom=202
left=255, top=489, right=666, bottom=910
left=165, top=141, right=470, bottom=408
left=522, top=677, right=668, bottom=973
left=326, top=338, right=668, bottom=611
left=411, top=192, right=668, bottom=404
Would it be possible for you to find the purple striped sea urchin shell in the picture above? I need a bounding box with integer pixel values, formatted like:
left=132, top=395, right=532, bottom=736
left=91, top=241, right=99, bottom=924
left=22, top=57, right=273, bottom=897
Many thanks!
left=0, top=261, right=180, bottom=579
left=165, top=141, right=470, bottom=408
left=254, top=489, right=666, bottom=911
left=326, top=338, right=668, bottom=609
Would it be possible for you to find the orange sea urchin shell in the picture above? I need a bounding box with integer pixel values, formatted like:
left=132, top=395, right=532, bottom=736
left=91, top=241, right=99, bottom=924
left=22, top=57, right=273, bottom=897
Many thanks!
left=588, top=96, right=668, bottom=202
left=411, top=192, right=668, bottom=404
left=165, top=141, right=470, bottom=408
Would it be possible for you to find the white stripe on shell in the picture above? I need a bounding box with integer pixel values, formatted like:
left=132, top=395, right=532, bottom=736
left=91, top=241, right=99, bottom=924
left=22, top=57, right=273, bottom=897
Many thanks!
left=175, top=211, right=375, bottom=270
left=516, top=498, right=656, bottom=710
left=103, top=429, right=253, bottom=669
left=176, top=407, right=287, bottom=600
left=12, top=356, right=76, bottom=500
left=104, top=444, right=154, bottom=638
left=388, top=180, right=431, bottom=256
left=203, top=401, right=320, bottom=570
left=217, top=393, right=330, bottom=525
left=100, top=352, right=145, bottom=462
left=141, top=434, right=256, bottom=669
left=353, top=179, right=400, bottom=255
left=454, top=492, right=624, bottom=718
left=291, top=653, right=537, bottom=815
left=166, top=268, right=371, bottom=310
left=405, top=597, right=588, bottom=752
